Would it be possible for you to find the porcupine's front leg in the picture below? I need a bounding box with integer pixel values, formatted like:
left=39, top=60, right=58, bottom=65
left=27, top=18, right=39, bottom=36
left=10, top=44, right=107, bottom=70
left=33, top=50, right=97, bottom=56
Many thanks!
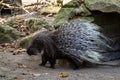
left=40, top=54, right=56, bottom=69
left=40, top=54, right=48, bottom=66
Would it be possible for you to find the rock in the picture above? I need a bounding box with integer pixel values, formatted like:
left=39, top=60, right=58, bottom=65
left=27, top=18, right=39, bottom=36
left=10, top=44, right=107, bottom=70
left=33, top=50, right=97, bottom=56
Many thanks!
left=40, top=6, right=61, bottom=14
left=54, top=8, right=75, bottom=27
left=24, top=17, right=54, bottom=33
left=85, top=0, right=120, bottom=14
left=83, top=0, right=120, bottom=38
left=54, top=6, right=93, bottom=28
left=53, top=0, right=92, bottom=27
left=0, top=24, right=20, bottom=43
left=80, top=4, right=92, bottom=16
left=6, top=12, right=39, bottom=27
left=62, top=0, right=80, bottom=7
left=6, top=12, right=54, bottom=33
left=63, top=0, right=72, bottom=5
left=54, top=0, right=120, bottom=39
left=54, top=0, right=82, bottom=27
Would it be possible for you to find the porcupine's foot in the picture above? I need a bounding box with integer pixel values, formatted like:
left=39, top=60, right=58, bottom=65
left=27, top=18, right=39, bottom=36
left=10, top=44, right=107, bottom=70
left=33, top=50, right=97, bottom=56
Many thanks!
left=48, top=57, right=56, bottom=69
left=68, top=57, right=81, bottom=70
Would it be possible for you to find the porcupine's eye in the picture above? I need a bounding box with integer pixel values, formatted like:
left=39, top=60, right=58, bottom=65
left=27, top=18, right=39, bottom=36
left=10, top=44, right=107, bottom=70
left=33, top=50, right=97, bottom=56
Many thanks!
left=27, top=47, right=38, bottom=55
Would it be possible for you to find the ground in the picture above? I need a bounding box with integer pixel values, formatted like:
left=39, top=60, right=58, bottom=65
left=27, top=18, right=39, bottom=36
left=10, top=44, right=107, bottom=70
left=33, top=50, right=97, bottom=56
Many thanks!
left=0, top=46, right=120, bottom=80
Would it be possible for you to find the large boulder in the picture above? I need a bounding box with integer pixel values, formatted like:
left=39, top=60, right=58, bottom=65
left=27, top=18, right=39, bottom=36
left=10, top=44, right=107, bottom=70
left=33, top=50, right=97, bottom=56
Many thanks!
left=54, top=0, right=120, bottom=38
left=85, top=0, right=120, bottom=14
left=53, top=7, right=75, bottom=27
left=7, top=12, right=54, bottom=33
left=83, top=0, right=120, bottom=38
left=54, top=0, right=91, bottom=27
left=24, top=17, right=54, bottom=33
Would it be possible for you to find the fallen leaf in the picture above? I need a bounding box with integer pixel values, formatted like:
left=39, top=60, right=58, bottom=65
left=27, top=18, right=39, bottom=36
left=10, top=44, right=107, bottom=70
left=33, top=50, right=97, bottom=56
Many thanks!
left=15, top=77, right=25, bottom=80
left=15, top=15, right=22, bottom=20
left=26, top=32, right=30, bottom=35
left=80, top=0, right=84, bottom=3
left=59, top=73, right=69, bottom=78
left=17, top=63, right=27, bottom=68
left=32, top=73, right=41, bottom=77
left=44, top=73, right=48, bottom=75
left=1, top=43, right=14, bottom=48
left=22, top=72, right=30, bottom=75
left=22, top=72, right=41, bottom=77
left=13, top=48, right=26, bottom=55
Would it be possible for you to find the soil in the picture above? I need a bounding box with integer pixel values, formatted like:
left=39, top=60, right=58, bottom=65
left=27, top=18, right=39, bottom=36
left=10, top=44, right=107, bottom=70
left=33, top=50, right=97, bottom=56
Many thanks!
left=0, top=46, right=120, bottom=80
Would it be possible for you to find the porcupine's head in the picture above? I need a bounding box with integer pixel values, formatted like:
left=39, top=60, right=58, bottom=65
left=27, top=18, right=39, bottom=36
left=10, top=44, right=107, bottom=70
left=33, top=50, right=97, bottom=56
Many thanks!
left=27, top=31, right=56, bottom=56
left=27, top=36, right=43, bottom=56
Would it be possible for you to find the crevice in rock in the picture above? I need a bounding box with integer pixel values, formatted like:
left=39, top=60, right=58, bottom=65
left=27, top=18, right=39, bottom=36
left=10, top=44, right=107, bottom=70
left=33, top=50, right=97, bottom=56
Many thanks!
left=92, top=11, right=120, bottom=38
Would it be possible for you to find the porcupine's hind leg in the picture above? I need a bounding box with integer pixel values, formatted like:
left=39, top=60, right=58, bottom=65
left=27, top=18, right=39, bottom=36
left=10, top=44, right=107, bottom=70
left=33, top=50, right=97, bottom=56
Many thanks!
left=66, top=56, right=81, bottom=70
left=71, top=59, right=81, bottom=69
left=48, top=56, right=56, bottom=69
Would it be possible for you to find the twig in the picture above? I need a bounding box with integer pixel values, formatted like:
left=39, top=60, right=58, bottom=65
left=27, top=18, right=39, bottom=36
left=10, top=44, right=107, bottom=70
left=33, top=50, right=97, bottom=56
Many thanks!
left=17, top=4, right=30, bottom=14
left=1, top=3, right=14, bottom=8
left=0, top=0, right=3, bottom=3
left=23, top=2, right=41, bottom=7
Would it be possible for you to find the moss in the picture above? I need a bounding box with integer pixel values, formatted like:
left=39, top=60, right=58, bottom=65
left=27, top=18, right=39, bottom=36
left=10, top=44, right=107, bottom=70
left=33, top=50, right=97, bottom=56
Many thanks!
left=7, top=17, right=24, bottom=27
left=54, top=8, right=75, bottom=27
left=80, top=17, right=94, bottom=22
left=19, top=37, right=31, bottom=48
left=25, top=18, right=52, bottom=33
left=0, top=24, right=20, bottom=43
left=54, top=0, right=82, bottom=28
left=0, top=33, right=13, bottom=43
left=84, top=0, right=95, bottom=7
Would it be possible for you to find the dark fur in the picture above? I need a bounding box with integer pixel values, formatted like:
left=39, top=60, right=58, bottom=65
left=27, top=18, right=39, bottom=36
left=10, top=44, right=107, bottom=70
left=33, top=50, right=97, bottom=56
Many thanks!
left=27, top=31, right=81, bottom=69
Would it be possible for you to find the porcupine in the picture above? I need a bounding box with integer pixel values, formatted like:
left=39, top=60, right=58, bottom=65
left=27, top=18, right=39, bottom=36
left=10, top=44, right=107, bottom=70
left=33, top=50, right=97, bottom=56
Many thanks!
left=27, top=20, right=120, bottom=69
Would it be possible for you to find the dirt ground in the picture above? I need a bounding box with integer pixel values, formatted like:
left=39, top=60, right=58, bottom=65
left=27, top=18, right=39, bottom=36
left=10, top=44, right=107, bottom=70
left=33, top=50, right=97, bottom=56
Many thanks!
left=0, top=46, right=120, bottom=80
